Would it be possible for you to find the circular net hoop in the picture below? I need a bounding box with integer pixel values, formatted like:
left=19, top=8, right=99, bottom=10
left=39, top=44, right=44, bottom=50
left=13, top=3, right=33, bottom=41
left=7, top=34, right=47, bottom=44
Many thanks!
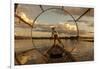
left=31, top=7, right=79, bottom=54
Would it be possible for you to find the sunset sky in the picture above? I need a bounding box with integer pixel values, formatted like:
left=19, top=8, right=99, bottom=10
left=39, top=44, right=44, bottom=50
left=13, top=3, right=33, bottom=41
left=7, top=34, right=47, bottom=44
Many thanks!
left=15, top=4, right=94, bottom=37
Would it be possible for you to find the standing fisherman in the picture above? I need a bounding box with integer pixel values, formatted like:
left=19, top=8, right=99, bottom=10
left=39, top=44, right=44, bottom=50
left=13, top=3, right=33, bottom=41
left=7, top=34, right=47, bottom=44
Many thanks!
left=51, top=26, right=64, bottom=48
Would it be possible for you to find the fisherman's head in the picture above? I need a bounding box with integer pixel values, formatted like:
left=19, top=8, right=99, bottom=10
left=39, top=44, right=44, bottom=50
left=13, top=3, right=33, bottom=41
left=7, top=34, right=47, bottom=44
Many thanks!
left=50, top=26, right=56, bottom=30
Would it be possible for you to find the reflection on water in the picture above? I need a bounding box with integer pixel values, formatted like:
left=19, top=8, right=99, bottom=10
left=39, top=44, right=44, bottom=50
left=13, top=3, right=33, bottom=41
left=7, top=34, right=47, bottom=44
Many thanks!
left=15, top=39, right=94, bottom=65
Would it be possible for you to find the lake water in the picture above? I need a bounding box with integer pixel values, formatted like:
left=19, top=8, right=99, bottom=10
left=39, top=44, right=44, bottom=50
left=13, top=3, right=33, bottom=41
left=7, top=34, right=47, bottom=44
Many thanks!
left=15, top=39, right=94, bottom=62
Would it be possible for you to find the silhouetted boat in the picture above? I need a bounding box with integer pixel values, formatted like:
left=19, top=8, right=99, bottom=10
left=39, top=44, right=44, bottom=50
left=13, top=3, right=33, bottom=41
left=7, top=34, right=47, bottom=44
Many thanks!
left=45, top=44, right=76, bottom=63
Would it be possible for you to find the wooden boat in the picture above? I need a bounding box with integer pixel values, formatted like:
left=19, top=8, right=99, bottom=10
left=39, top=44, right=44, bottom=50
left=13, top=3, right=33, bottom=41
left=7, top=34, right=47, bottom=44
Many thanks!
left=45, top=44, right=76, bottom=63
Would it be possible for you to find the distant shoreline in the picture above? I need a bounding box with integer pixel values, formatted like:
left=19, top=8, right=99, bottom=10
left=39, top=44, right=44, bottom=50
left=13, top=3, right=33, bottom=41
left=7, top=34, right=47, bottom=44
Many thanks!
left=15, top=36, right=94, bottom=42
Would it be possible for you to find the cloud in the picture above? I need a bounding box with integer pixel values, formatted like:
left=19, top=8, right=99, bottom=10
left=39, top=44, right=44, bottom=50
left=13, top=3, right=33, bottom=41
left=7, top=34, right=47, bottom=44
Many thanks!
left=15, top=4, right=94, bottom=37
left=32, top=22, right=78, bottom=35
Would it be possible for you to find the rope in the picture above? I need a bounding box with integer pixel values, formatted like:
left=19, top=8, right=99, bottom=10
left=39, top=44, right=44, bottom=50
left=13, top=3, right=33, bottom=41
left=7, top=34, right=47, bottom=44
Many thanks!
left=75, top=8, right=91, bottom=22
left=40, top=5, right=44, bottom=12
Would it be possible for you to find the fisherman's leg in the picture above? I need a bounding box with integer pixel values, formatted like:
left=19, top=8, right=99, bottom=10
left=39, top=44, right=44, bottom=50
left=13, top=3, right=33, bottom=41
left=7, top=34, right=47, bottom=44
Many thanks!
left=54, top=38, right=56, bottom=46
left=57, top=37, right=64, bottom=48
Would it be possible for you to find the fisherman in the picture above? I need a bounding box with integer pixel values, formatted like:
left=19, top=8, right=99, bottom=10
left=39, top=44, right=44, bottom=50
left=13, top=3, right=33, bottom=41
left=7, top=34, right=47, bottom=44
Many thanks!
left=51, top=26, right=64, bottom=48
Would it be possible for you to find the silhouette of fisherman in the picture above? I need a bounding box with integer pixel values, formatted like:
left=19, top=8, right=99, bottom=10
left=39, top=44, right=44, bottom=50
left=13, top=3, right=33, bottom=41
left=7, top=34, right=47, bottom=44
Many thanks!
left=50, top=26, right=64, bottom=48
left=46, top=26, right=76, bottom=61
